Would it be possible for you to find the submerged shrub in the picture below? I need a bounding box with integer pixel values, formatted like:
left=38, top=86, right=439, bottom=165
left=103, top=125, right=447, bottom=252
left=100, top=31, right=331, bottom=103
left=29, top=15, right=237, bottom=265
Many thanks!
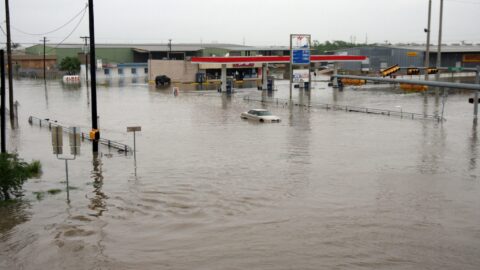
left=0, top=153, right=42, bottom=200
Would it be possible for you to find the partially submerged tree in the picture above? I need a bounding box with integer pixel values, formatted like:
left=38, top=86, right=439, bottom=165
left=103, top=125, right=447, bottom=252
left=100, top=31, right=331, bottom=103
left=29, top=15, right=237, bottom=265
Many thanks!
left=59, top=56, right=81, bottom=75
left=0, top=153, right=41, bottom=200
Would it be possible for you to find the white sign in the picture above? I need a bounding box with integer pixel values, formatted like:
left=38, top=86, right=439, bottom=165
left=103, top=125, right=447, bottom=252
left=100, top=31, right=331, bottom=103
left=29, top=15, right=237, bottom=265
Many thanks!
left=291, top=35, right=310, bottom=49
left=293, top=69, right=309, bottom=82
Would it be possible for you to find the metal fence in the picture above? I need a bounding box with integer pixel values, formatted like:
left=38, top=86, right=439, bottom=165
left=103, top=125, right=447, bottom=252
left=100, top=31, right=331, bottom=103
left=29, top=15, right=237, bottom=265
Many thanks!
left=243, top=96, right=443, bottom=121
left=28, top=116, right=132, bottom=153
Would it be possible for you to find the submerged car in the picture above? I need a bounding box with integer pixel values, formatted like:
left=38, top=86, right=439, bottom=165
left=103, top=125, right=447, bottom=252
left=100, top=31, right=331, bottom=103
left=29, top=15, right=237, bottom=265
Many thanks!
left=240, top=109, right=281, bottom=122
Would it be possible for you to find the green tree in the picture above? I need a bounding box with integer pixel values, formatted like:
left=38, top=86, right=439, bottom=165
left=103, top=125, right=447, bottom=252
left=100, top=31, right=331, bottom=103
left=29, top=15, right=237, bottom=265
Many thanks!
left=59, top=56, right=81, bottom=75
left=0, top=153, right=41, bottom=200
left=312, top=40, right=367, bottom=54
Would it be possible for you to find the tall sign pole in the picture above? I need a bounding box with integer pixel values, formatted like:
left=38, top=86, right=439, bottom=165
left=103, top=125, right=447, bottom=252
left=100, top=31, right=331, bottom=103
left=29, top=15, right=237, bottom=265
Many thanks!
left=4, top=0, right=14, bottom=121
left=88, top=0, right=99, bottom=152
left=290, top=34, right=311, bottom=100
left=1, top=49, right=6, bottom=153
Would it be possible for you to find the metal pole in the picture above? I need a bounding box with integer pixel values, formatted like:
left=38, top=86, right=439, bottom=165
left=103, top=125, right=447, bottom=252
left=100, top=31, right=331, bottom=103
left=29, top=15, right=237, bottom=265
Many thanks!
left=80, top=36, right=89, bottom=88
left=424, top=0, right=432, bottom=81
left=65, top=159, right=70, bottom=202
left=88, top=0, right=99, bottom=152
left=474, top=66, right=479, bottom=119
left=1, top=49, right=5, bottom=153
left=289, top=35, right=293, bottom=100
left=4, top=0, right=13, bottom=121
left=133, top=131, right=136, bottom=167
left=333, top=74, right=480, bottom=91
left=43, top=37, right=46, bottom=83
left=168, top=39, right=172, bottom=60
left=436, top=0, right=444, bottom=72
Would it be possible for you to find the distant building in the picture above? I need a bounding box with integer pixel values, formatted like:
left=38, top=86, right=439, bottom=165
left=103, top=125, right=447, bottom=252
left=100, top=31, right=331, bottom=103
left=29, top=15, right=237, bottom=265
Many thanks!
left=334, top=44, right=480, bottom=71
left=24, top=43, right=289, bottom=82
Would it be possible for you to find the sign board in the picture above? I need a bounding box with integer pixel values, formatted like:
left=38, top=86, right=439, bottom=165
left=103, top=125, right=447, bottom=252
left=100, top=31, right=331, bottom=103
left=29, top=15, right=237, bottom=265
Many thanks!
left=52, top=126, right=63, bottom=155
left=407, top=52, right=418, bottom=57
left=449, top=67, right=464, bottom=72
left=290, top=34, right=311, bottom=65
left=293, top=69, right=309, bottom=82
left=463, top=54, right=480, bottom=63
left=127, top=126, right=142, bottom=132
left=69, top=127, right=81, bottom=155
left=292, top=50, right=310, bottom=65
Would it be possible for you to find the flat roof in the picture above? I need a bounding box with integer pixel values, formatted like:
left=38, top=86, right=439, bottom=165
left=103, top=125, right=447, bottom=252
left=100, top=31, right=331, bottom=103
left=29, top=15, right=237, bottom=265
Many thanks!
left=335, top=44, right=480, bottom=53
left=41, top=43, right=288, bottom=52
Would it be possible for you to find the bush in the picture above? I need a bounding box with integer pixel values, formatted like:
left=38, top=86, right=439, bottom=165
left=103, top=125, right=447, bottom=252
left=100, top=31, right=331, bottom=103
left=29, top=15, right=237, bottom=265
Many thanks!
left=0, top=153, right=41, bottom=200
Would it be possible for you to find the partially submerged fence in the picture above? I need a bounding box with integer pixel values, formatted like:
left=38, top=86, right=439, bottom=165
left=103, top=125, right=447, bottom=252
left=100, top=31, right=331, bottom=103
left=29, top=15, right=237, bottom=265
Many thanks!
left=28, top=116, right=132, bottom=153
left=243, top=96, right=442, bottom=121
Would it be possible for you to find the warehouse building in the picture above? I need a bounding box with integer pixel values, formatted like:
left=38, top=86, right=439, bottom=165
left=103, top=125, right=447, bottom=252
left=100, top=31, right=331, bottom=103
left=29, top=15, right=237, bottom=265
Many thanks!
left=334, top=44, right=480, bottom=72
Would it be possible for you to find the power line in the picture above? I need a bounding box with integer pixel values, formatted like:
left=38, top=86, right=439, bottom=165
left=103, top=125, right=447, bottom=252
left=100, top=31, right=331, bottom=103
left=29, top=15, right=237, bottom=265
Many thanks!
left=10, top=3, right=88, bottom=36
left=46, top=7, right=88, bottom=53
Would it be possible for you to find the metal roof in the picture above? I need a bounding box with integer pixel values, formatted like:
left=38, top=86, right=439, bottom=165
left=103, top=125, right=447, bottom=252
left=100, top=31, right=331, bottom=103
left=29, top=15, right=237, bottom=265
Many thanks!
left=390, top=44, right=480, bottom=53
left=335, top=44, right=480, bottom=53
left=43, top=43, right=289, bottom=52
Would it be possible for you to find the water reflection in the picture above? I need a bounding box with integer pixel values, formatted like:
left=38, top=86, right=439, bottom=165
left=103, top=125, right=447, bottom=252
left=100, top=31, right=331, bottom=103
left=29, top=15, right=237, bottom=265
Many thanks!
left=88, top=152, right=107, bottom=217
left=418, top=103, right=447, bottom=174
left=469, top=120, right=478, bottom=172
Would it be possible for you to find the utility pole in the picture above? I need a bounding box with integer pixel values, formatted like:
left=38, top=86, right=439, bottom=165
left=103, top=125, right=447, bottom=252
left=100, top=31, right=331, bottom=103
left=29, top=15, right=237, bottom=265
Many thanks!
left=436, top=0, right=444, bottom=70
left=424, top=0, right=432, bottom=81
left=4, top=0, right=14, bottom=121
left=168, top=39, right=172, bottom=60
left=88, top=0, right=99, bottom=152
left=1, top=49, right=6, bottom=153
left=41, top=37, right=49, bottom=84
left=80, top=36, right=89, bottom=87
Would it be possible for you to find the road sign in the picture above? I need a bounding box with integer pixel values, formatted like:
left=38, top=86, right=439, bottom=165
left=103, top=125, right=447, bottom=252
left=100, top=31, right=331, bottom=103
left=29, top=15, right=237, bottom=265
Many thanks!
left=448, top=67, right=463, bottom=72
left=127, top=126, right=141, bottom=132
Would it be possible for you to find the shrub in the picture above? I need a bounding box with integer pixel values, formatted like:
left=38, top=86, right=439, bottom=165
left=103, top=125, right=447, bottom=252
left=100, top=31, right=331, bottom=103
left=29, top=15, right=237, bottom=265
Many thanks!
left=0, top=153, right=41, bottom=200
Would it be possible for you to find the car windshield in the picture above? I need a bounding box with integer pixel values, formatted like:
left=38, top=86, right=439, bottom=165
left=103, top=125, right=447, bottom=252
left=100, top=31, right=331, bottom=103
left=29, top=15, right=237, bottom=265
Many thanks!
left=256, top=111, right=272, bottom=116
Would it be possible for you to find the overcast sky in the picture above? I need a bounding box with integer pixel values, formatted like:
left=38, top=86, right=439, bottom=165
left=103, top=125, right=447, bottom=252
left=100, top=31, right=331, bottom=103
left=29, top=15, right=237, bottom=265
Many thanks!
left=1, top=0, right=479, bottom=47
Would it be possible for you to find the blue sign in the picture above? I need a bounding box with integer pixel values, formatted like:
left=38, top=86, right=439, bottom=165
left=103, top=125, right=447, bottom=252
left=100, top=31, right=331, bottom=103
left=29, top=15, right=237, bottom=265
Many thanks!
left=292, top=49, right=310, bottom=65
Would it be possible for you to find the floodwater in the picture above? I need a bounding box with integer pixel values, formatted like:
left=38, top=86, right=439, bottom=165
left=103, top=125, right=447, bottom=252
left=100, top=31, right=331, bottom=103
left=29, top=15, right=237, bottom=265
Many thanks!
left=1, top=77, right=479, bottom=269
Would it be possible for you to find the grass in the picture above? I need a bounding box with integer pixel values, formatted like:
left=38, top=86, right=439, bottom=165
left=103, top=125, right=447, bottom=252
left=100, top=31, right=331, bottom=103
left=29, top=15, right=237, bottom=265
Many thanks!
left=47, top=189, right=62, bottom=195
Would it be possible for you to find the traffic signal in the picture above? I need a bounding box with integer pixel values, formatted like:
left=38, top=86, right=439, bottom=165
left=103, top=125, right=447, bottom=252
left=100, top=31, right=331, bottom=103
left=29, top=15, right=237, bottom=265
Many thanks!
left=427, top=67, right=439, bottom=74
left=469, top=98, right=480, bottom=104
left=380, top=64, right=400, bottom=77
left=407, top=68, right=420, bottom=75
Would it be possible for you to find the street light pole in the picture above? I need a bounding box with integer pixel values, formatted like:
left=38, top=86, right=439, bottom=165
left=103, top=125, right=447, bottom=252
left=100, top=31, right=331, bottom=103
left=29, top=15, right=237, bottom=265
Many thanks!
left=424, top=0, right=432, bottom=81
left=436, top=0, right=444, bottom=70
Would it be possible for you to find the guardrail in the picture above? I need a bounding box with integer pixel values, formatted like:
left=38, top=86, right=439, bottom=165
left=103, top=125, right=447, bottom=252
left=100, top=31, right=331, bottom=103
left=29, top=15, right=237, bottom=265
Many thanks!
left=243, top=96, right=442, bottom=121
left=28, top=116, right=132, bottom=153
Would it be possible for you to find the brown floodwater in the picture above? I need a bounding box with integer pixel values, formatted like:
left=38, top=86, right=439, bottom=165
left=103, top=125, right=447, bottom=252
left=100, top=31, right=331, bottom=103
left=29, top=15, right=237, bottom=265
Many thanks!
left=1, top=77, right=479, bottom=269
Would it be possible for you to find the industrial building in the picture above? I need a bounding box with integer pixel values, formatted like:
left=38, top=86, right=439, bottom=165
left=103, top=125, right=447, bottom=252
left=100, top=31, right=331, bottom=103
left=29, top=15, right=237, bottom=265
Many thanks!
left=23, top=43, right=289, bottom=82
left=334, top=44, right=480, bottom=72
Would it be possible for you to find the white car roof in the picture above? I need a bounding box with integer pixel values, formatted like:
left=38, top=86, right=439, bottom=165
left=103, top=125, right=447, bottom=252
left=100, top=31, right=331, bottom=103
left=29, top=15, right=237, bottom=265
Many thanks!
left=251, top=109, right=268, bottom=111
